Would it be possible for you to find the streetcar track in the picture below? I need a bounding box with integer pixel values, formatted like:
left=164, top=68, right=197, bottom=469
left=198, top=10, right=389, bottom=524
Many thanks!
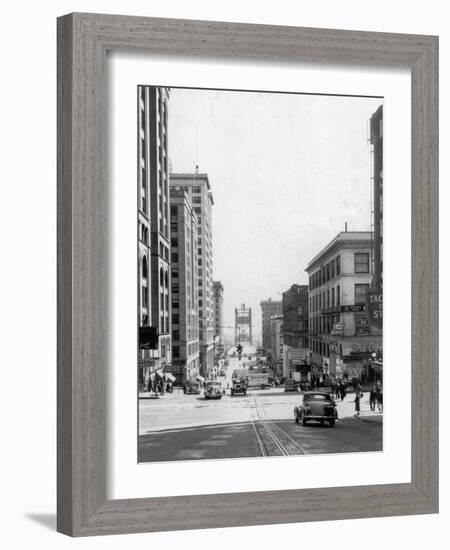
left=250, top=395, right=307, bottom=456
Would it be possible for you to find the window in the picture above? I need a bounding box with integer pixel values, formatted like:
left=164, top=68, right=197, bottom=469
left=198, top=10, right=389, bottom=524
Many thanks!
left=336, top=255, right=341, bottom=276
left=355, top=283, right=369, bottom=304
left=331, top=260, right=335, bottom=279
left=354, top=252, right=370, bottom=273
left=160, top=268, right=164, bottom=286
left=331, top=287, right=335, bottom=306
left=171, top=253, right=178, bottom=263
left=170, top=205, right=177, bottom=217
left=142, top=256, right=148, bottom=279
left=336, top=285, right=340, bottom=306
left=141, top=286, right=148, bottom=308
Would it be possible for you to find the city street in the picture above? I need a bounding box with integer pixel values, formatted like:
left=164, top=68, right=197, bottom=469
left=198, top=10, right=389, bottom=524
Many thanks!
left=138, top=378, right=382, bottom=462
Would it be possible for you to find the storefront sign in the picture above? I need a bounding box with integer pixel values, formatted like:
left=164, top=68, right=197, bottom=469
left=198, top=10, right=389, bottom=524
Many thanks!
left=138, top=358, right=156, bottom=368
left=355, top=315, right=370, bottom=334
left=367, top=290, right=383, bottom=331
left=340, top=304, right=366, bottom=313
left=351, top=342, right=382, bottom=353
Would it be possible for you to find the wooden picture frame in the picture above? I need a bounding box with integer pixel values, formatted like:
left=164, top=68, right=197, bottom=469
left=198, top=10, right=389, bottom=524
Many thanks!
left=57, top=12, right=438, bottom=536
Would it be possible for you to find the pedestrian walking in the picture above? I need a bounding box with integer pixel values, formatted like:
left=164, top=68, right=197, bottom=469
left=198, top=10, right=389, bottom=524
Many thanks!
left=375, top=381, right=383, bottom=412
left=354, top=382, right=363, bottom=416
left=369, top=385, right=377, bottom=411
left=341, top=381, right=347, bottom=401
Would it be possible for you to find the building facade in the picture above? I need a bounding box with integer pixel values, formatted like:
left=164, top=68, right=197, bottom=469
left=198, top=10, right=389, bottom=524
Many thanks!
left=235, top=304, right=252, bottom=345
left=306, top=231, right=382, bottom=384
left=138, top=86, right=172, bottom=388
left=367, top=105, right=383, bottom=341
left=213, top=281, right=224, bottom=343
left=270, top=315, right=284, bottom=376
left=169, top=187, right=200, bottom=384
left=260, top=299, right=282, bottom=351
left=282, top=284, right=309, bottom=381
left=169, top=171, right=214, bottom=376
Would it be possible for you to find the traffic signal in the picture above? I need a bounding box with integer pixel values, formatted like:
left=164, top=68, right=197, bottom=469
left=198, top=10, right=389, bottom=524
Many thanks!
left=236, top=344, right=243, bottom=360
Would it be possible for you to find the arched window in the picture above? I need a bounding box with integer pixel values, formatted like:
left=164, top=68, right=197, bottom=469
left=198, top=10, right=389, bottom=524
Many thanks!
left=160, top=267, right=164, bottom=286
left=165, top=270, right=169, bottom=288
left=142, top=256, right=148, bottom=279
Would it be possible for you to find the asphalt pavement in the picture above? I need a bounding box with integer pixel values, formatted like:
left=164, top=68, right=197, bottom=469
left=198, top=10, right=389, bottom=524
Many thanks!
left=138, top=382, right=383, bottom=463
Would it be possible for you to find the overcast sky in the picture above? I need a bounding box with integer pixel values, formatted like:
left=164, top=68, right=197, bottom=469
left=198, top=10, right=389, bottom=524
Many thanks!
left=168, top=87, right=382, bottom=341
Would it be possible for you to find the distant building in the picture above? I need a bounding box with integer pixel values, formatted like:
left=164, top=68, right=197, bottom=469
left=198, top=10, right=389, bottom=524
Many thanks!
left=235, top=304, right=252, bottom=345
left=270, top=315, right=284, bottom=376
left=306, top=231, right=382, bottom=384
left=169, top=187, right=200, bottom=384
left=137, top=86, right=171, bottom=388
left=282, top=284, right=309, bottom=381
left=260, top=299, right=282, bottom=351
left=170, top=171, right=214, bottom=376
left=213, top=281, right=224, bottom=343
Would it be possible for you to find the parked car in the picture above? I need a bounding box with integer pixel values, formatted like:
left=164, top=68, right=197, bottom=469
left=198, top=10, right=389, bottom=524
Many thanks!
left=294, top=391, right=338, bottom=427
left=184, top=382, right=200, bottom=395
left=284, top=379, right=298, bottom=392
left=204, top=380, right=223, bottom=399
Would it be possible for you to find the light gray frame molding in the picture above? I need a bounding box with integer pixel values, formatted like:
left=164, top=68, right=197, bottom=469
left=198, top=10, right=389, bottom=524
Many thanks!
left=57, top=12, right=438, bottom=537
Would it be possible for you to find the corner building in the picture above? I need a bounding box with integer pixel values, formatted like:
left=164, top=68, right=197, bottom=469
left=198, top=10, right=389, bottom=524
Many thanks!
left=306, top=231, right=382, bottom=383
left=169, top=172, right=214, bottom=377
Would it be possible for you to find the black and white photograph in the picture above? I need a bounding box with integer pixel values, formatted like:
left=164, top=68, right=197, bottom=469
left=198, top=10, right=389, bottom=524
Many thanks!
left=137, top=85, right=383, bottom=463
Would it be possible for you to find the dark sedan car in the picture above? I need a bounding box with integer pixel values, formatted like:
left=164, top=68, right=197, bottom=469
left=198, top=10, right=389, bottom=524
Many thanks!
left=294, top=391, right=338, bottom=427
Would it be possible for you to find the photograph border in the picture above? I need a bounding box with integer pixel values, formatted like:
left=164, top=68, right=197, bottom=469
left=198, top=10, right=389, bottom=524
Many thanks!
left=57, top=12, right=438, bottom=536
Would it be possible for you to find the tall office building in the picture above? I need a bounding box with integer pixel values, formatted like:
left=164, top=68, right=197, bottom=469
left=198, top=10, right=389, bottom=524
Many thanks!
left=213, top=281, right=224, bottom=343
left=169, top=170, right=214, bottom=376
left=260, top=299, right=282, bottom=351
left=169, top=187, right=200, bottom=384
left=138, top=86, right=172, bottom=386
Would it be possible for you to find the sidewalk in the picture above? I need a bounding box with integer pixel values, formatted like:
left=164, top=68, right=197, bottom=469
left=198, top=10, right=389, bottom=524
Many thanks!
left=335, top=393, right=383, bottom=424
left=139, top=387, right=185, bottom=399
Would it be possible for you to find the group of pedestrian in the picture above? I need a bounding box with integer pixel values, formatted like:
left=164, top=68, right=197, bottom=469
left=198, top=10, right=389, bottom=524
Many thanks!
left=354, top=380, right=383, bottom=416
left=330, top=379, right=348, bottom=401
left=369, top=381, right=383, bottom=412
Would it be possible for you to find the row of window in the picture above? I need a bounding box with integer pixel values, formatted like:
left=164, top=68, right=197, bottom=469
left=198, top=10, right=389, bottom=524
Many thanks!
left=309, top=253, right=371, bottom=290
left=310, top=283, right=369, bottom=314
left=310, top=315, right=340, bottom=335
left=309, top=256, right=341, bottom=289
left=310, top=285, right=340, bottom=313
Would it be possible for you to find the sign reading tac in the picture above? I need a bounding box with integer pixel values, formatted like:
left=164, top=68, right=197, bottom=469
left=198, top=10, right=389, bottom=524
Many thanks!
left=367, top=290, right=383, bottom=331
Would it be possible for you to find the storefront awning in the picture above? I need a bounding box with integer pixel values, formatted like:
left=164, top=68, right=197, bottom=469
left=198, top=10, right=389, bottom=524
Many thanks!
left=196, top=375, right=205, bottom=382
left=165, top=373, right=176, bottom=382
